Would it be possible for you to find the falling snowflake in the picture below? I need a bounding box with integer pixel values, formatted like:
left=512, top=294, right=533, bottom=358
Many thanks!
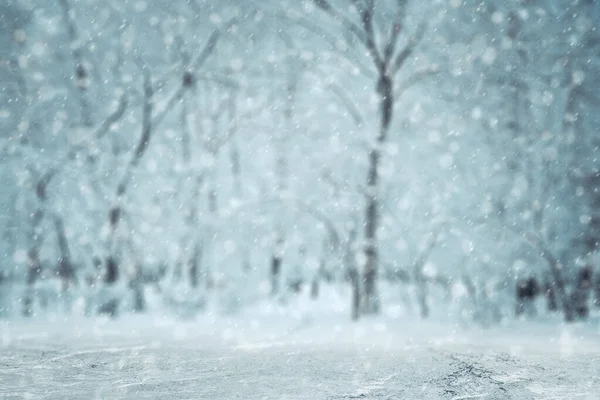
left=439, top=153, right=454, bottom=169
left=13, top=249, right=27, bottom=264
left=481, top=47, right=497, bottom=65
left=491, top=11, right=504, bottom=25
left=134, top=1, right=148, bottom=12
left=572, top=70, right=585, bottom=85
left=428, top=131, right=442, bottom=144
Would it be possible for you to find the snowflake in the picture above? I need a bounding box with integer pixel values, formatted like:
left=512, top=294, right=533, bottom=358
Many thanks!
left=481, top=47, right=497, bottom=65
left=491, top=11, right=504, bottom=25
left=134, top=1, right=148, bottom=12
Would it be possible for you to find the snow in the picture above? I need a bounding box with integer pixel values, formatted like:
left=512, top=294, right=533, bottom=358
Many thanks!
left=2, top=0, right=600, bottom=397
left=2, top=288, right=600, bottom=398
left=1, top=310, right=599, bottom=399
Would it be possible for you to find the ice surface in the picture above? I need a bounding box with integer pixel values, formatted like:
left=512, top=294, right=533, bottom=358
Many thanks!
left=1, top=308, right=599, bottom=399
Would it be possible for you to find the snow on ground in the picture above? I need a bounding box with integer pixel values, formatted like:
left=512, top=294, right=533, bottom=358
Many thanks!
left=1, top=289, right=600, bottom=399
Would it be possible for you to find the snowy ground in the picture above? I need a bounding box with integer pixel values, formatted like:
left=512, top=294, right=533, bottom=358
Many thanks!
left=1, top=308, right=599, bottom=400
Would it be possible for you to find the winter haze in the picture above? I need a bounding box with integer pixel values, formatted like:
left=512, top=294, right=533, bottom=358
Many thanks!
left=0, top=0, right=599, bottom=399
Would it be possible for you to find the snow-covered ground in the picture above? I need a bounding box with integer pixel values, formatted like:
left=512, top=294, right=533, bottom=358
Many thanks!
left=2, top=302, right=600, bottom=400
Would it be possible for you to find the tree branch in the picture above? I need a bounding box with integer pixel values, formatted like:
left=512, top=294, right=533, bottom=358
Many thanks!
left=312, top=0, right=368, bottom=47
left=327, top=83, right=364, bottom=126
left=190, top=18, right=237, bottom=71
left=130, top=69, right=153, bottom=167
left=93, top=93, right=128, bottom=140
left=350, top=0, right=383, bottom=70
left=392, top=20, right=427, bottom=75
left=394, top=66, right=439, bottom=97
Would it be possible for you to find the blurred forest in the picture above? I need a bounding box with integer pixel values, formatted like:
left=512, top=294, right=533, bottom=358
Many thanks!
left=0, top=0, right=599, bottom=324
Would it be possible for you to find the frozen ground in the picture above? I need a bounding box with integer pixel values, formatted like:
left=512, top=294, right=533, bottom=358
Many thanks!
left=1, top=309, right=599, bottom=400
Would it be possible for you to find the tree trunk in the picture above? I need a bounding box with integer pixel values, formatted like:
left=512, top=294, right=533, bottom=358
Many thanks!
left=129, top=264, right=145, bottom=313
left=540, top=249, right=574, bottom=321
left=572, top=265, right=592, bottom=319
left=189, top=241, right=202, bottom=288
left=59, top=0, right=93, bottom=128
left=311, top=249, right=327, bottom=300
left=54, top=215, right=75, bottom=292
left=594, top=271, right=600, bottom=309
left=23, top=248, right=41, bottom=317
left=362, top=74, right=393, bottom=315
left=515, top=277, right=538, bottom=318
left=413, top=231, right=439, bottom=319
left=462, top=274, right=480, bottom=322
left=23, top=202, right=45, bottom=317
left=270, top=245, right=282, bottom=296
left=416, top=277, right=429, bottom=319
left=544, top=279, right=558, bottom=312
left=310, top=277, right=319, bottom=299
left=350, top=267, right=360, bottom=321
left=344, top=225, right=360, bottom=320
left=99, top=206, right=121, bottom=317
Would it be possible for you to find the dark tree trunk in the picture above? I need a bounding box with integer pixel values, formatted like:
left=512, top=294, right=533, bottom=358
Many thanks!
left=417, top=281, right=429, bottom=319
left=594, top=272, right=600, bottom=309
left=59, top=0, right=93, bottom=127
left=572, top=265, right=592, bottom=319
left=515, top=277, right=538, bottom=317
left=345, top=226, right=360, bottom=321
left=310, top=277, right=319, bottom=299
left=310, top=253, right=328, bottom=300
left=544, top=280, right=558, bottom=312
left=189, top=241, right=202, bottom=288
left=363, top=147, right=380, bottom=314
left=270, top=254, right=282, bottom=296
left=104, top=256, right=119, bottom=284
left=539, top=248, right=574, bottom=321
left=54, top=216, right=75, bottom=291
left=362, top=75, right=393, bottom=315
left=23, top=248, right=42, bottom=317
left=462, top=275, right=480, bottom=322
left=350, top=267, right=360, bottom=321
left=26, top=247, right=41, bottom=285
left=23, top=199, right=45, bottom=317
left=131, top=284, right=145, bottom=313
left=98, top=255, right=119, bottom=316
left=129, top=265, right=145, bottom=313
left=413, top=231, right=439, bottom=319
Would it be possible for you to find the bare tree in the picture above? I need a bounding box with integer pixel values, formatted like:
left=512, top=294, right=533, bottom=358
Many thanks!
left=312, top=0, right=435, bottom=315
left=59, top=0, right=93, bottom=127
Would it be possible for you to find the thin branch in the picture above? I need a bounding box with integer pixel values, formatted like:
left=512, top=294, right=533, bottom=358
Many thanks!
left=116, top=69, right=153, bottom=197
left=190, top=18, right=237, bottom=71
left=312, top=0, right=368, bottom=46
left=152, top=85, right=186, bottom=127
left=282, top=12, right=374, bottom=78
left=327, top=83, right=364, bottom=126
left=131, top=69, right=153, bottom=167
left=383, top=21, right=402, bottom=65
left=288, top=197, right=342, bottom=248
left=392, top=20, right=427, bottom=75
left=412, top=228, right=441, bottom=274
left=93, top=93, right=128, bottom=140
left=350, top=0, right=383, bottom=70
left=394, top=66, right=439, bottom=97
left=152, top=20, right=235, bottom=129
